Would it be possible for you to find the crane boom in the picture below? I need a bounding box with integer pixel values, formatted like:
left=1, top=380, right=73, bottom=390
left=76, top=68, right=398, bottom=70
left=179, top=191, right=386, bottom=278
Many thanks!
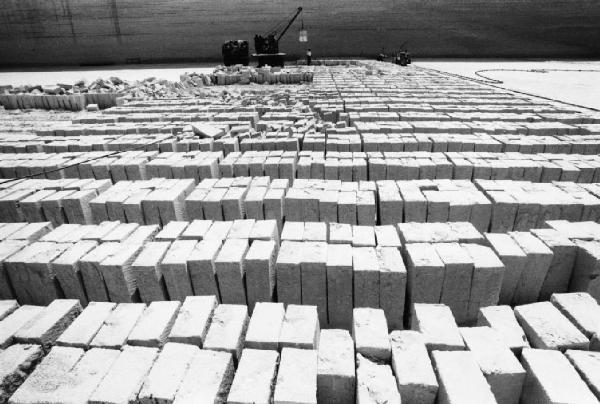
left=276, top=7, right=303, bottom=42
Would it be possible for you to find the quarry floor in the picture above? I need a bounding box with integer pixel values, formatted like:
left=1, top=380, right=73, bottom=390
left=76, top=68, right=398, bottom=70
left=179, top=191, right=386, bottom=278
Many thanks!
left=1, top=59, right=599, bottom=109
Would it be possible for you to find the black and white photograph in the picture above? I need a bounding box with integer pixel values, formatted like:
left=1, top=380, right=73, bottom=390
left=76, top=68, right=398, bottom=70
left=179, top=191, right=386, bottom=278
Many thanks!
left=0, top=1, right=599, bottom=403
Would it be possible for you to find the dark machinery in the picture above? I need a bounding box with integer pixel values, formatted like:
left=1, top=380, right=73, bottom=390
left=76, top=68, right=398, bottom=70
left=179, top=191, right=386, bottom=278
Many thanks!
left=222, top=40, right=250, bottom=66
left=253, top=7, right=304, bottom=67
left=393, top=43, right=412, bottom=66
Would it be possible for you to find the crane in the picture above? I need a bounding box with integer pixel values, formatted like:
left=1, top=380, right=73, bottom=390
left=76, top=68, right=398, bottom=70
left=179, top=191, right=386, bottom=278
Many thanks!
left=253, top=7, right=304, bottom=67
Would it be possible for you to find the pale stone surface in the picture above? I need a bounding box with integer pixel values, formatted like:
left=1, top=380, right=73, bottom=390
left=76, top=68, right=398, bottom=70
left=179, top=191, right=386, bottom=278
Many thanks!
left=51, top=240, right=98, bottom=305
left=352, top=246, right=379, bottom=308
left=56, top=301, right=116, bottom=348
left=14, top=298, right=82, bottom=351
left=301, top=241, right=328, bottom=325
left=244, top=239, right=277, bottom=311
left=0, top=344, right=44, bottom=404
left=160, top=239, right=196, bottom=302
left=477, top=305, right=529, bottom=354
left=127, top=301, right=181, bottom=347
left=90, top=303, right=146, bottom=349
left=244, top=302, right=284, bottom=350
left=317, top=329, right=355, bottom=404
left=404, top=243, right=444, bottom=304
left=89, top=345, right=158, bottom=404
left=435, top=242, right=473, bottom=325
left=8, top=346, right=84, bottom=404
left=131, top=241, right=171, bottom=303
left=551, top=292, right=600, bottom=350
left=274, top=348, right=318, bottom=404
left=411, top=303, right=465, bottom=351
left=173, top=349, right=233, bottom=404
left=389, top=330, right=438, bottom=404
left=352, top=308, right=391, bottom=362
left=514, top=301, right=589, bottom=350
left=520, top=348, right=599, bottom=404
left=484, top=232, right=527, bottom=305
left=509, top=231, right=553, bottom=305
left=0, top=300, right=18, bottom=321
left=460, top=326, right=525, bottom=404
left=276, top=241, right=303, bottom=306
left=138, top=342, right=200, bottom=404
left=204, top=304, right=249, bottom=363
left=0, top=306, right=44, bottom=349
left=565, top=350, right=600, bottom=400
left=168, top=295, right=217, bottom=347
left=376, top=246, right=406, bottom=330
left=187, top=238, right=222, bottom=300
left=227, top=348, right=278, bottom=404
left=326, top=243, right=353, bottom=329
left=215, top=238, right=249, bottom=305
left=356, top=354, right=401, bottom=404
left=279, top=304, right=320, bottom=350
left=432, top=350, right=498, bottom=404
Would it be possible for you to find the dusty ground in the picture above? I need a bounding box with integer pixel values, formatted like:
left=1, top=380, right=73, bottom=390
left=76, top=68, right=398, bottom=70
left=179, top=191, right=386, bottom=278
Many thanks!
left=1, top=59, right=599, bottom=110
left=416, top=59, right=600, bottom=110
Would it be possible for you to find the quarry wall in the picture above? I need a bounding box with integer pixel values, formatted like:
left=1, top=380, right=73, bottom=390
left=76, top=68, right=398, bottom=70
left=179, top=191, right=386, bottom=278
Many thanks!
left=0, top=0, right=599, bottom=67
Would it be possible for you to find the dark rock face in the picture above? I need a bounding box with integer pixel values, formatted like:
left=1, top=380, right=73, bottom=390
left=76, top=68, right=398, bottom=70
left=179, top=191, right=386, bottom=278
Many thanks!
left=0, top=0, right=599, bottom=66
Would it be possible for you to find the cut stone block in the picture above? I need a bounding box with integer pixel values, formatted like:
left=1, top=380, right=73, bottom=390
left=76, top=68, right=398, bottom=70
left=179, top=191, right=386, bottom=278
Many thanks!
left=463, top=243, right=505, bottom=324
left=355, top=354, right=400, bottom=404
left=204, top=304, right=249, bottom=363
left=128, top=301, right=181, bottom=347
left=227, top=348, right=279, bottom=404
left=484, top=233, right=527, bottom=305
left=317, top=329, right=355, bottom=404
left=138, top=342, right=200, bottom=404
left=99, top=242, right=144, bottom=303
left=80, top=242, right=121, bottom=302
left=281, top=221, right=304, bottom=241
left=90, top=303, right=146, bottom=349
left=215, top=238, right=249, bottom=305
left=477, top=305, right=529, bottom=354
left=244, top=240, right=277, bottom=311
left=89, top=345, right=158, bottom=404
left=179, top=219, right=212, bottom=240
left=509, top=231, right=553, bottom=305
left=56, top=301, right=116, bottom=349
left=7, top=346, right=84, bottom=404
left=51, top=240, right=98, bottom=305
left=155, top=221, right=189, bottom=242
left=389, top=330, right=438, bottom=404
left=329, top=223, right=353, bottom=245
left=0, top=300, right=18, bottom=321
left=245, top=302, right=285, bottom=350
left=551, top=292, right=600, bottom=350
left=352, top=246, right=379, bottom=308
left=432, top=350, right=497, bottom=404
left=571, top=240, right=600, bottom=302
left=514, top=301, right=589, bottom=350
left=520, top=348, right=598, bottom=404
left=276, top=241, right=303, bottom=305
left=187, top=239, right=222, bottom=300
left=14, top=299, right=82, bottom=351
left=168, top=295, right=217, bottom=347
left=565, top=350, right=600, bottom=401
left=326, top=243, right=353, bottom=330
left=411, top=303, right=465, bottom=351
left=374, top=225, right=402, bottom=247
left=0, top=344, right=44, bottom=404
left=173, top=349, right=233, bottom=404
left=352, top=225, right=375, bottom=247
left=404, top=243, right=444, bottom=304
left=0, top=242, right=29, bottom=299
left=303, top=222, right=327, bottom=242
left=531, top=228, right=577, bottom=300
left=274, top=348, right=318, bottom=404
left=228, top=219, right=255, bottom=240
left=352, top=307, right=391, bottom=362
left=131, top=241, right=171, bottom=303
left=5, top=241, right=71, bottom=305
left=0, top=306, right=44, bottom=349
left=435, top=242, right=473, bottom=325
left=160, top=240, right=197, bottom=302
left=279, top=304, right=320, bottom=350
left=460, top=326, right=526, bottom=404
left=301, top=241, right=328, bottom=325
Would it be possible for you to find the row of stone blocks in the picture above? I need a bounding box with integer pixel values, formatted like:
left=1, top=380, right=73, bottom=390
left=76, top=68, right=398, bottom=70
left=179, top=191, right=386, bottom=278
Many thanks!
left=4, top=176, right=600, bottom=234
left=0, top=93, right=117, bottom=111
left=6, top=149, right=600, bottom=186
left=1, top=296, right=599, bottom=404
left=1, top=217, right=600, bottom=328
